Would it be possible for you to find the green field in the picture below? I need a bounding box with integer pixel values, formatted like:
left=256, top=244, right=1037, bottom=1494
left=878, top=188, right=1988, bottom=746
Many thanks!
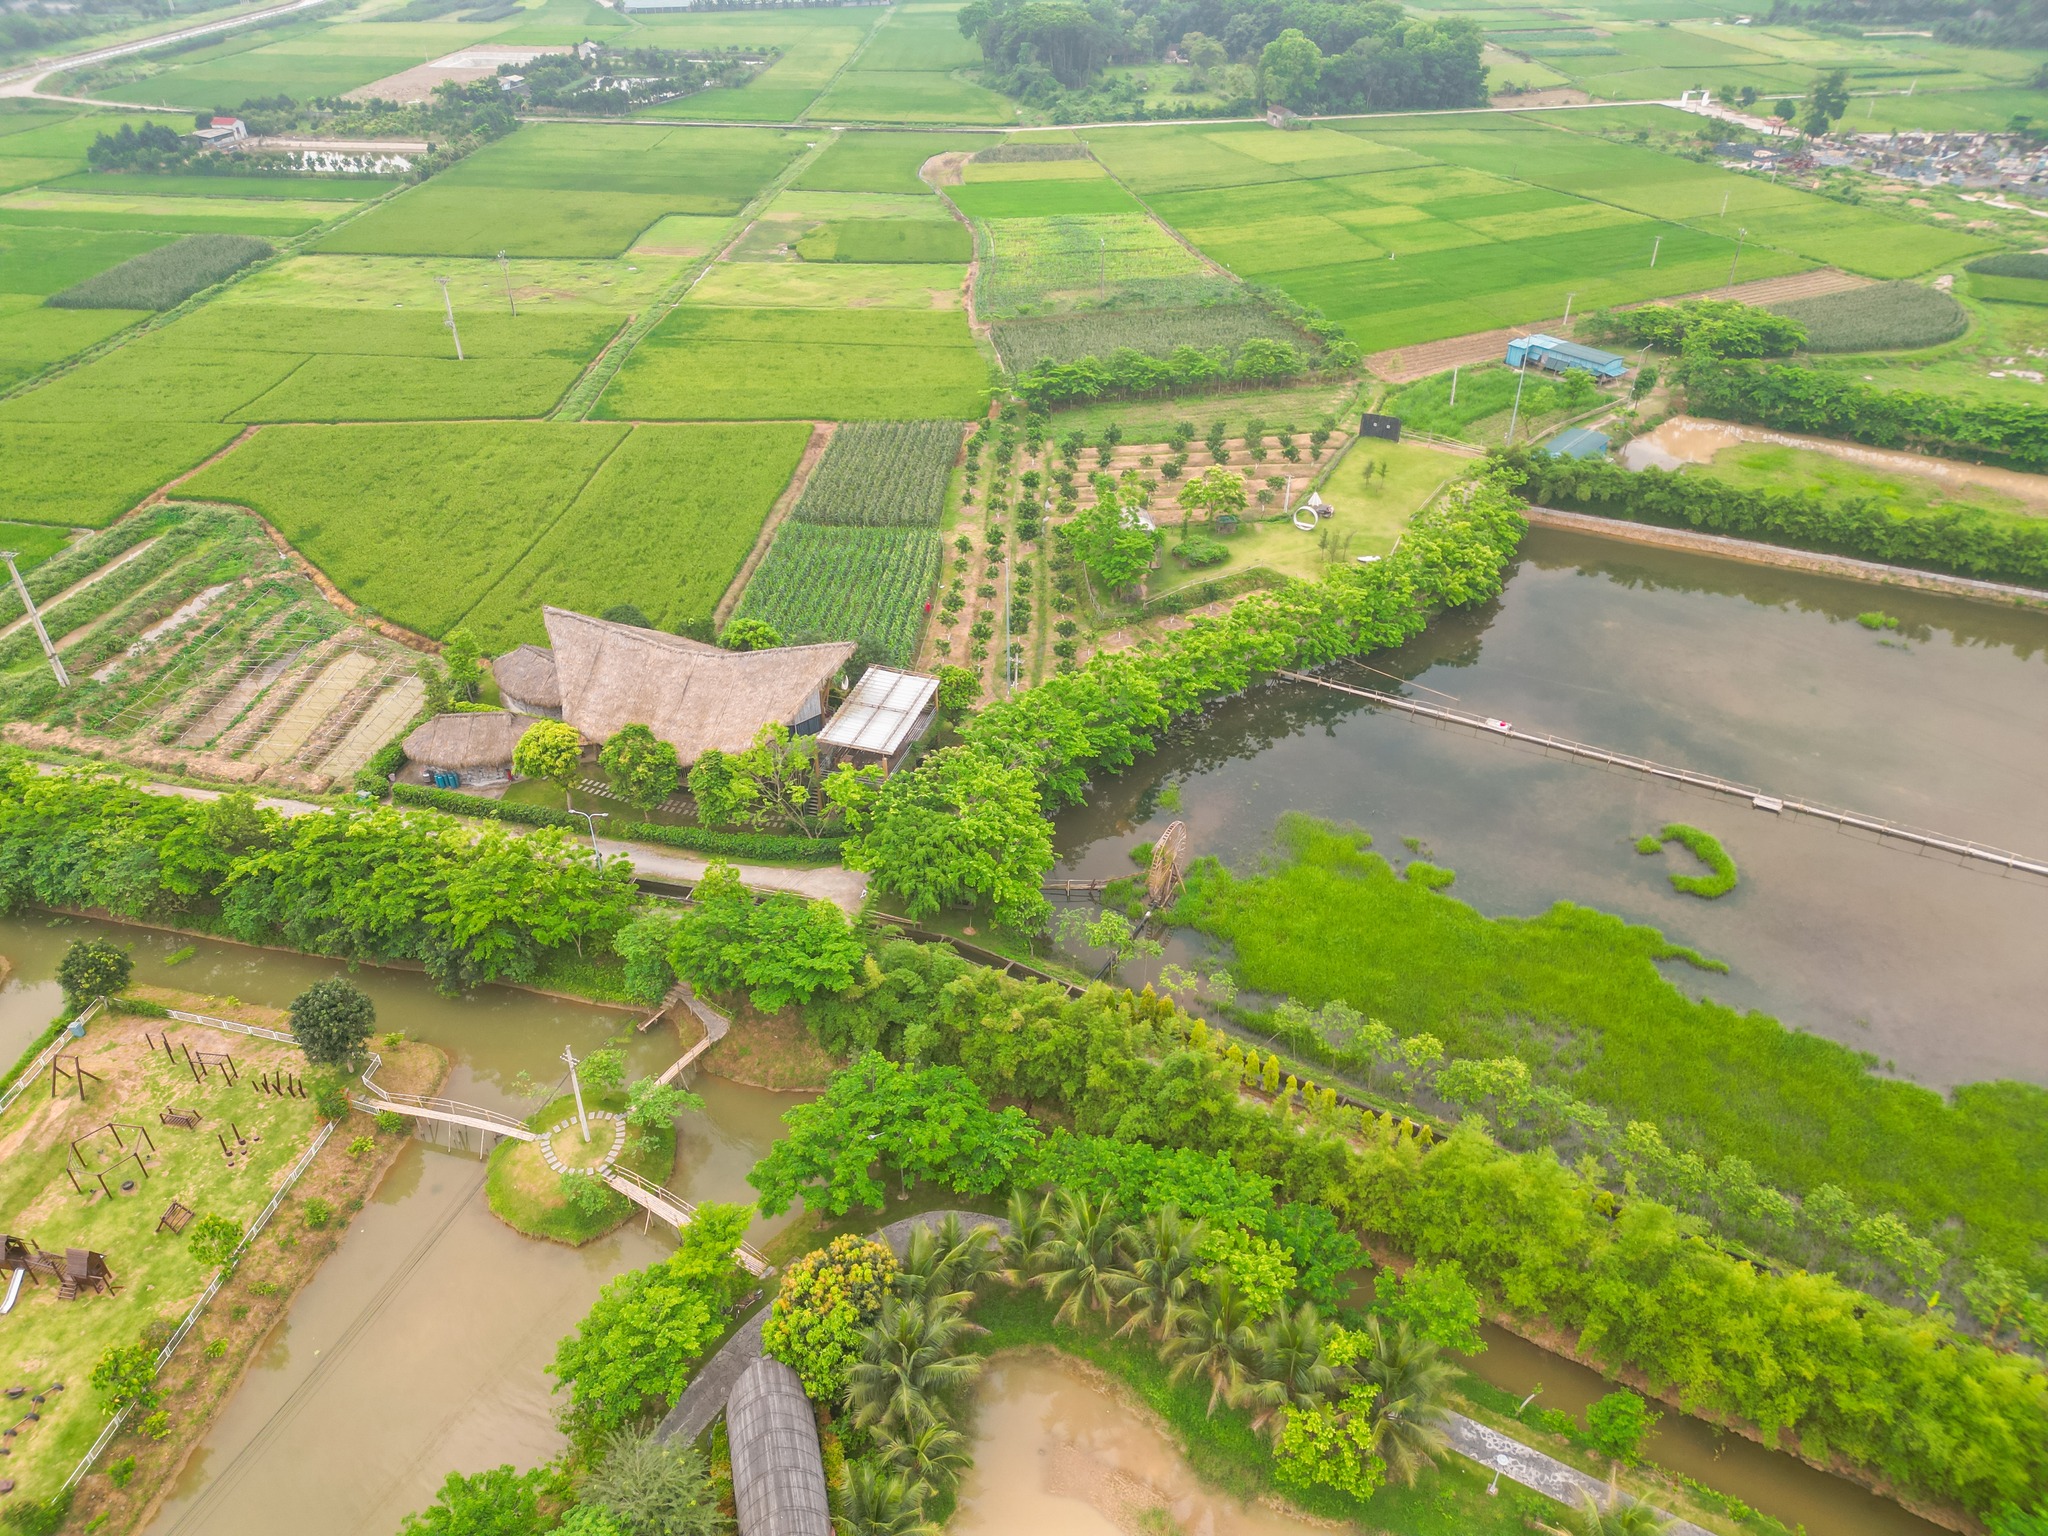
left=795, top=130, right=988, bottom=194
left=318, top=123, right=808, bottom=258
left=795, top=216, right=970, bottom=263
left=625, top=6, right=881, bottom=121
left=688, top=260, right=965, bottom=310
left=0, top=422, right=242, bottom=527
left=1700, top=439, right=2046, bottom=521
left=598, top=306, right=990, bottom=421
left=807, top=3, right=1013, bottom=124
left=186, top=420, right=808, bottom=646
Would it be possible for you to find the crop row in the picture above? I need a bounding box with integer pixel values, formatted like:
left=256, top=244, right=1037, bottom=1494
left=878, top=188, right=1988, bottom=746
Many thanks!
left=731, top=523, right=940, bottom=668
left=47, top=234, right=274, bottom=312
left=995, top=297, right=1303, bottom=373
left=1768, top=280, right=1969, bottom=354
left=974, top=214, right=1206, bottom=317
left=792, top=421, right=959, bottom=528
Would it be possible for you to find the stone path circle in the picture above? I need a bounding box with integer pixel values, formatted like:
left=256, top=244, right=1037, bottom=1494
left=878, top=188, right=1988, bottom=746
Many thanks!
left=538, top=1111, right=626, bottom=1177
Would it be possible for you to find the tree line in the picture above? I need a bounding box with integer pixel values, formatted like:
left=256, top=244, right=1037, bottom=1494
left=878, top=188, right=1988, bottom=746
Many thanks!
left=1495, top=446, right=2048, bottom=587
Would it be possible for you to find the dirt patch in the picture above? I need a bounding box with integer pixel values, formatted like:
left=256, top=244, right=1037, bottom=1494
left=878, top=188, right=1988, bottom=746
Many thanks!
left=702, top=1002, right=839, bottom=1091
left=347, top=46, right=566, bottom=105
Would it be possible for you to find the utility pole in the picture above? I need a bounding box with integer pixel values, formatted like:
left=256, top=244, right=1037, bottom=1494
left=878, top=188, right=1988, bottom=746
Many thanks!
left=1720, top=189, right=1730, bottom=218
left=1561, top=291, right=1577, bottom=330
left=1650, top=234, right=1662, bottom=267
left=1505, top=354, right=1530, bottom=446
left=1448, top=364, right=1458, bottom=407
left=437, top=276, right=464, bottom=361
left=1729, top=226, right=1747, bottom=285
left=497, top=250, right=516, bottom=317
left=2, top=552, right=67, bottom=689
left=561, top=1044, right=592, bottom=1143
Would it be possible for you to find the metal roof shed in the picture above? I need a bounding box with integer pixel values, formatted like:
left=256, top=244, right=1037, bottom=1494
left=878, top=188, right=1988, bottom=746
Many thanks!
left=816, top=666, right=939, bottom=773
left=1543, top=426, right=1612, bottom=459
left=727, top=1357, right=831, bottom=1536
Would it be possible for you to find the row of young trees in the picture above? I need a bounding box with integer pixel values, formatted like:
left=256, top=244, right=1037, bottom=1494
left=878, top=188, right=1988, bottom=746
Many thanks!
left=770, top=945, right=2048, bottom=1519
left=843, top=475, right=1529, bottom=928
left=0, top=761, right=635, bottom=992
left=1497, top=446, right=2048, bottom=587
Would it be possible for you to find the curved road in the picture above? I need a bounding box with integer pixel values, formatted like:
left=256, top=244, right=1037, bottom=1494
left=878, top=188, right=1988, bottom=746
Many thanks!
left=0, top=0, right=340, bottom=99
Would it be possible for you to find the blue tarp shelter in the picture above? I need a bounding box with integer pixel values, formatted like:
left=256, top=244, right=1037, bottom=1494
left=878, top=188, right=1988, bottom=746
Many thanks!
left=1505, top=334, right=1629, bottom=379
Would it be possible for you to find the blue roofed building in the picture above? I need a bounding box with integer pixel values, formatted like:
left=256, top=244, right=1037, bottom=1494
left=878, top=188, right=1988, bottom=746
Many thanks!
left=1543, top=426, right=1611, bottom=459
left=1505, top=334, right=1629, bottom=379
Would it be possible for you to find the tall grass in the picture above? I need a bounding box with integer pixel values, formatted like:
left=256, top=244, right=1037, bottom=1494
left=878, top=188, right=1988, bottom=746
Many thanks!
left=1768, top=280, right=1967, bottom=353
left=1173, top=814, right=2048, bottom=1280
left=46, top=234, right=273, bottom=312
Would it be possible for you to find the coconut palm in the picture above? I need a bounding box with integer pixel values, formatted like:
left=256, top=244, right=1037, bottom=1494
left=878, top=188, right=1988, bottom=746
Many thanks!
left=1114, top=1203, right=1207, bottom=1342
left=874, top=1416, right=974, bottom=1493
left=834, top=1459, right=941, bottom=1536
left=1242, top=1301, right=1338, bottom=1432
left=1351, top=1314, right=1455, bottom=1485
left=1000, top=1188, right=1058, bottom=1287
left=1544, top=1488, right=1673, bottom=1536
left=1163, top=1274, right=1260, bottom=1415
left=844, top=1295, right=985, bottom=1436
left=1031, top=1190, right=1127, bottom=1328
left=896, top=1213, right=1001, bottom=1307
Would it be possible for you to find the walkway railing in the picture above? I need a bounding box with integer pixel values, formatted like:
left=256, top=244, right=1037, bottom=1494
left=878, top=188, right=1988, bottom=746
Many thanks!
left=1278, top=669, right=2048, bottom=880
left=606, top=1165, right=773, bottom=1276
left=0, top=998, right=102, bottom=1117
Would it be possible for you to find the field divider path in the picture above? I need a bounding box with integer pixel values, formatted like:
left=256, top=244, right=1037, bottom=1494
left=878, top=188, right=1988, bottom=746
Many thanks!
left=713, top=420, right=834, bottom=629
left=554, top=134, right=841, bottom=421
left=793, top=8, right=889, bottom=126
left=452, top=425, right=633, bottom=626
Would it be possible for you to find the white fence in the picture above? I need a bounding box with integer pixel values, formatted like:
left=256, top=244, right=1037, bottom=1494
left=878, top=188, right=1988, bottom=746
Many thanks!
left=0, top=998, right=104, bottom=1118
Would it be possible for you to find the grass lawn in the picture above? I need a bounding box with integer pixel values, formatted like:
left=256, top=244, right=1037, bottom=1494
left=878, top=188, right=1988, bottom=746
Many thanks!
left=687, top=259, right=965, bottom=310
left=1702, top=439, right=2046, bottom=519
left=0, top=1011, right=324, bottom=1503
left=484, top=1091, right=676, bottom=1247
left=1174, top=814, right=2048, bottom=1283
left=597, top=306, right=991, bottom=421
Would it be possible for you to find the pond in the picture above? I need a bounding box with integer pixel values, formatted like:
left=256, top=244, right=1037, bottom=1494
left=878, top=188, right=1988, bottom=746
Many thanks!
left=1052, top=524, right=2048, bottom=1090
left=0, top=916, right=799, bottom=1536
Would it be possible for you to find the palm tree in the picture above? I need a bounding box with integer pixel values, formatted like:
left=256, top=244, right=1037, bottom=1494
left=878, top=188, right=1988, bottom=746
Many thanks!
left=874, top=1417, right=974, bottom=1493
left=1352, top=1314, right=1455, bottom=1485
left=1163, top=1274, right=1260, bottom=1415
left=844, top=1295, right=985, bottom=1436
left=1114, top=1204, right=1206, bottom=1342
left=897, top=1213, right=1000, bottom=1306
left=1031, top=1190, right=1127, bottom=1328
left=1000, top=1188, right=1058, bottom=1287
left=1242, top=1301, right=1338, bottom=1432
left=1543, top=1488, right=1673, bottom=1536
left=834, top=1459, right=941, bottom=1536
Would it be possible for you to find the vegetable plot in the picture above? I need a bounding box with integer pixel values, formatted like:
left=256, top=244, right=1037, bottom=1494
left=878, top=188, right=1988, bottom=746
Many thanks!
left=731, top=523, right=940, bottom=668
left=790, top=420, right=958, bottom=527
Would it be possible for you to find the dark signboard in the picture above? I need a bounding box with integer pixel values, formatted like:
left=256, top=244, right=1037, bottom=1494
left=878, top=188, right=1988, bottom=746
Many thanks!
left=1358, top=412, right=1402, bottom=442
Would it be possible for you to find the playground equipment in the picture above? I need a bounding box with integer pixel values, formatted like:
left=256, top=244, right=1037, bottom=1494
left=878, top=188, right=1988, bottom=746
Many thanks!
left=48, top=1054, right=102, bottom=1104
left=1291, top=491, right=1333, bottom=531
left=0, top=1237, right=116, bottom=1300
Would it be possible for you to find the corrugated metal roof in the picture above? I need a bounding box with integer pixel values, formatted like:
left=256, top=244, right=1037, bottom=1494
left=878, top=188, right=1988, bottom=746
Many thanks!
left=816, top=666, right=938, bottom=755
left=1544, top=339, right=1627, bottom=369
left=727, top=1358, right=831, bottom=1536
left=1544, top=426, right=1612, bottom=459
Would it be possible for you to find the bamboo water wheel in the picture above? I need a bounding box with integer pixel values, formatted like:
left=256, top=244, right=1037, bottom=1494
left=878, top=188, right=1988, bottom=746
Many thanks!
left=1147, top=820, right=1190, bottom=908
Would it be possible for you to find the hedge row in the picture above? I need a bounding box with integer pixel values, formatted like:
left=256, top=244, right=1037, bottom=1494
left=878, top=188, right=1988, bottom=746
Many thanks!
left=1497, top=448, right=2048, bottom=588
left=388, top=783, right=847, bottom=865
left=1685, top=361, right=2048, bottom=471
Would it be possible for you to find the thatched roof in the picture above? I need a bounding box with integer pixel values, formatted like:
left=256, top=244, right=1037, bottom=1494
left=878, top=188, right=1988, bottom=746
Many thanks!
left=492, top=643, right=559, bottom=708
left=726, top=1357, right=830, bottom=1536
left=543, top=607, right=854, bottom=763
left=402, top=711, right=526, bottom=769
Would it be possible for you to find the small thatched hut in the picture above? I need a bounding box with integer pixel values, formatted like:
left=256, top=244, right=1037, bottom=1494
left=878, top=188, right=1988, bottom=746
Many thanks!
left=543, top=607, right=854, bottom=765
left=726, top=1357, right=830, bottom=1536
left=493, top=644, right=560, bottom=718
left=401, top=711, right=525, bottom=787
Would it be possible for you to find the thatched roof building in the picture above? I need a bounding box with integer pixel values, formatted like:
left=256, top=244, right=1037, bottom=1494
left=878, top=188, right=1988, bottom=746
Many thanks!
left=543, top=607, right=854, bottom=764
left=726, top=1357, right=831, bottom=1536
left=493, top=643, right=560, bottom=717
left=402, top=711, right=525, bottom=786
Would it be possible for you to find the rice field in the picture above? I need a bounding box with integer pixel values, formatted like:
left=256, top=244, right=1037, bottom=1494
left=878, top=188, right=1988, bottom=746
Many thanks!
left=597, top=306, right=991, bottom=421
left=795, top=130, right=987, bottom=194
left=974, top=214, right=1210, bottom=317
left=0, top=422, right=242, bottom=527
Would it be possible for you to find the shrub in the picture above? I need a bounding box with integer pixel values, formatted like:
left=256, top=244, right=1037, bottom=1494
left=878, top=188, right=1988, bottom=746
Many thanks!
left=187, top=1212, right=242, bottom=1269
left=107, top=1457, right=136, bottom=1489
left=348, top=1133, right=375, bottom=1159
left=386, top=783, right=846, bottom=863
left=0, top=1491, right=72, bottom=1536
left=1175, top=533, right=1230, bottom=568
left=375, top=1110, right=408, bottom=1136
left=760, top=1234, right=897, bottom=1401
left=1586, top=1389, right=1660, bottom=1464
left=310, top=1075, right=351, bottom=1122
left=91, top=1341, right=159, bottom=1414
left=303, top=1197, right=333, bottom=1230
left=46, top=234, right=272, bottom=311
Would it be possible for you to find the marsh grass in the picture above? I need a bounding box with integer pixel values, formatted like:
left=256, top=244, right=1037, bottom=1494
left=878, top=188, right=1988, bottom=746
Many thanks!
left=1637, top=823, right=1738, bottom=899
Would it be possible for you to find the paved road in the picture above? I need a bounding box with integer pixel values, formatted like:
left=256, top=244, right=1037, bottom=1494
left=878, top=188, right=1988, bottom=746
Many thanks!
left=0, top=0, right=340, bottom=95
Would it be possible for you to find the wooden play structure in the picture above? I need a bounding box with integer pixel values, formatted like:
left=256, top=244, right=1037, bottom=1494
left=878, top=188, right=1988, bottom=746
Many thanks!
left=64, top=1122, right=155, bottom=1199
left=48, top=1053, right=102, bottom=1104
left=156, top=1200, right=194, bottom=1236
left=1, top=1236, right=118, bottom=1300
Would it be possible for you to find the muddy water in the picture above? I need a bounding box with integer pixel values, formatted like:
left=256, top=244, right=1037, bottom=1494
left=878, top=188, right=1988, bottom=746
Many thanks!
left=1619, top=414, right=2048, bottom=510
left=1055, top=525, right=2048, bottom=1089
left=953, top=1357, right=1323, bottom=1536
left=0, top=916, right=802, bottom=1536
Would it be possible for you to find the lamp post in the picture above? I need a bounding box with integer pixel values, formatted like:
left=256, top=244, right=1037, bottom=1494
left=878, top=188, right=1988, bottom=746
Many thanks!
left=561, top=1043, right=592, bottom=1144
left=566, top=808, right=608, bottom=858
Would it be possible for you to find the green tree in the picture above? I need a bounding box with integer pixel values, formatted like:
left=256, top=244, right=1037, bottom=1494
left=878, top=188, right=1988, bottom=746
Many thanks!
left=549, top=1203, right=752, bottom=1446
left=577, top=1429, right=725, bottom=1536
left=718, top=618, right=784, bottom=651
left=442, top=627, right=482, bottom=704
left=187, top=1212, right=242, bottom=1269
left=846, top=1294, right=985, bottom=1436
left=1181, top=30, right=1225, bottom=83
left=625, top=1076, right=703, bottom=1129
left=1332, top=1315, right=1454, bottom=1485
left=1072, top=487, right=1157, bottom=595
left=600, top=725, right=681, bottom=816
left=1558, top=1489, right=1674, bottom=1536
left=1030, top=1190, right=1127, bottom=1327
left=580, top=1046, right=626, bottom=1095
left=1260, top=28, right=1323, bottom=108
left=57, top=936, right=130, bottom=1010
left=512, top=719, right=584, bottom=801
left=761, top=1234, right=898, bottom=1400
left=934, top=665, right=980, bottom=715
left=1197, top=1226, right=1296, bottom=1321
left=1115, top=1204, right=1207, bottom=1341
left=874, top=1418, right=972, bottom=1493
left=288, top=977, right=376, bottom=1069
left=1273, top=1384, right=1387, bottom=1500
left=396, top=1466, right=555, bottom=1536
left=1177, top=464, right=1246, bottom=529
left=1586, top=1388, right=1661, bottom=1465
left=90, top=1340, right=160, bottom=1414
left=667, top=862, right=865, bottom=1014
left=1803, top=67, right=1850, bottom=136
left=749, top=1053, right=1040, bottom=1217
left=1376, top=1259, right=1485, bottom=1355
left=843, top=745, right=1053, bottom=930
left=1244, top=1302, right=1338, bottom=1431
left=600, top=603, right=652, bottom=628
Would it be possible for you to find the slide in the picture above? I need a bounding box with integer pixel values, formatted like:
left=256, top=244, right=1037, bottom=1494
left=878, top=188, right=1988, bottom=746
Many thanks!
left=1, top=1268, right=21, bottom=1316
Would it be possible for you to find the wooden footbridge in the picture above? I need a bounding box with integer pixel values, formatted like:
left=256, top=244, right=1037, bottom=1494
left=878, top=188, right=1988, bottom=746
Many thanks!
left=651, top=980, right=731, bottom=1086
left=1278, top=669, right=2048, bottom=881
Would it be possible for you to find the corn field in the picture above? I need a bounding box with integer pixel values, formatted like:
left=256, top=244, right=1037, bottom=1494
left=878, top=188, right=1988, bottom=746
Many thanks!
left=731, top=524, right=941, bottom=668
left=793, top=421, right=959, bottom=528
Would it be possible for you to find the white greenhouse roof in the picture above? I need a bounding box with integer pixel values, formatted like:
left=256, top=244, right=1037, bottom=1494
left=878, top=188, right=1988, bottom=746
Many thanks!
left=817, top=666, right=938, bottom=755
